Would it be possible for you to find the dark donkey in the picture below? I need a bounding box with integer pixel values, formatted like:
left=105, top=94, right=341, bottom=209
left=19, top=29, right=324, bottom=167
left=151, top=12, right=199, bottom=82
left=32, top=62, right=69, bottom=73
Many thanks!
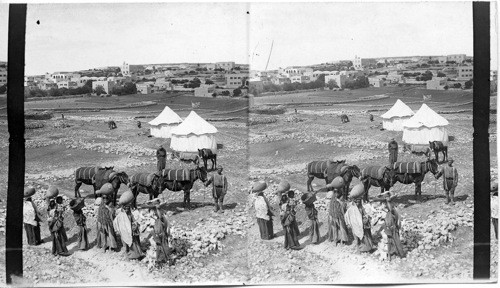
left=429, top=141, right=448, bottom=163
left=359, top=165, right=396, bottom=202
left=74, top=166, right=129, bottom=204
left=129, top=172, right=163, bottom=208
left=392, top=159, right=439, bottom=200
left=198, top=148, right=217, bottom=170
left=160, top=166, right=208, bottom=209
left=306, top=160, right=361, bottom=199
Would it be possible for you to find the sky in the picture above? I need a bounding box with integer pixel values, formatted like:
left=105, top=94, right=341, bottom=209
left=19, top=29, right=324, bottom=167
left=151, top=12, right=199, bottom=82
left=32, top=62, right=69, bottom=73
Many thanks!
left=0, top=2, right=497, bottom=75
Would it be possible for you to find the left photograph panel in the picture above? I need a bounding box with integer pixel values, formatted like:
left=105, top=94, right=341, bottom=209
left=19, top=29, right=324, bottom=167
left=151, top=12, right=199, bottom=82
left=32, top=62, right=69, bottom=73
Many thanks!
left=0, top=3, right=250, bottom=285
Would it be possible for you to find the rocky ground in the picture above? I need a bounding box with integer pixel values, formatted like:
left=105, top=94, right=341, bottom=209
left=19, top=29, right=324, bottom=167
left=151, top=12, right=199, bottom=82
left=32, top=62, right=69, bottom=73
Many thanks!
left=0, top=89, right=497, bottom=285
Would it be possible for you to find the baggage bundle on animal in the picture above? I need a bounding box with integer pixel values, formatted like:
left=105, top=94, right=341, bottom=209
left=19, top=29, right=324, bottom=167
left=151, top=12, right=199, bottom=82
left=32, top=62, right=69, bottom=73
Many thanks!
left=306, top=160, right=360, bottom=200
left=129, top=172, right=164, bottom=207
left=160, top=166, right=208, bottom=209
left=74, top=166, right=129, bottom=205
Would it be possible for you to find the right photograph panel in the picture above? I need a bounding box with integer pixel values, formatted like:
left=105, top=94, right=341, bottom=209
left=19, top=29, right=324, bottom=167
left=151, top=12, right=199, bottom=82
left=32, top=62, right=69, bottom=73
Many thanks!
left=247, top=2, right=496, bottom=284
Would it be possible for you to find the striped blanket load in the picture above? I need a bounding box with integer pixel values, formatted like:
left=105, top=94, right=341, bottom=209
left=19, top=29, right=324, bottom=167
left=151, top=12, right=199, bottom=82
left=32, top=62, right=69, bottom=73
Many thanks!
left=308, top=161, right=345, bottom=176
left=75, top=166, right=102, bottom=181
left=361, top=166, right=387, bottom=180
left=162, top=169, right=191, bottom=182
left=392, top=162, right=422, bottom=174
left=130, top=173, right=157, bottom=187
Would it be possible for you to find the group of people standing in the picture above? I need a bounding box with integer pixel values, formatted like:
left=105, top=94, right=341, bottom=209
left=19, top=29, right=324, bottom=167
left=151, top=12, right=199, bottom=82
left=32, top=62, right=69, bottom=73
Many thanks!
left=23, top=187, right=173, bottom=266
left=252, top=181, right=405, bottom=260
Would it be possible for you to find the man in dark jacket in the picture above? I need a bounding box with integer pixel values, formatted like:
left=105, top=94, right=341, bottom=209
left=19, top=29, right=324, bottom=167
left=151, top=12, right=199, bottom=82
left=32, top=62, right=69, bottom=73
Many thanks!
left=156, top=145, right=167, bottom=171
left=435, top=158, right=459, bottom=204
left=205, top=166, right=228, bottom=212
left=388, top=138, right=398, bottom=165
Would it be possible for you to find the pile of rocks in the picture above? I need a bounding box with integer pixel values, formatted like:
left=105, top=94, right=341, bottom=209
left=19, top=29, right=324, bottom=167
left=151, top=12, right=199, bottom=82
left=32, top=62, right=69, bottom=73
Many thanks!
left=25, top=121, right=45, bottom=130
left=249, top=116, right=278, bottom=126
left=53, top=121, right=71, bottom=128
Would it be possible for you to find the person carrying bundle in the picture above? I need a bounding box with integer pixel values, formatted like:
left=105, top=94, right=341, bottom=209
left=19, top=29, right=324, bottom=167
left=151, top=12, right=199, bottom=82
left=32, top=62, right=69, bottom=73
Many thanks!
left=301, top=192, right=320, bottom=245
left=328, top=189, right=349, bottom=246
left=280, top=190, right=301, bottom=250
left=47, top=198, right=69, bottom=256
left=252, top=181, right=274, bottom=240
left=23, top=187, right=43, bottom=246
left=345, top=197, right=374, bottom=253
left=115, top=205, right=144, bottom=260
left=152, top=206, right=172, bottom=265
left=381, top=193, right=405, bottom=260
left=96, top=194, right=118, bottom=252
left=205, top=165, right=228, bottom=212
left=70, top=198, right=89, bottom=251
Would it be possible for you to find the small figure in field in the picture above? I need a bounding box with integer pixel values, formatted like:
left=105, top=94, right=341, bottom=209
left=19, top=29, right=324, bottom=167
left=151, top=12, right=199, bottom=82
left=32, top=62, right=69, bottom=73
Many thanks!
left=369, top=114, right=374, bottom=122
left=295, top=108, right=297, bottom=114
left=61, top=113, right=64, bottom=120
left=434, top=158, right=459, bottom=205
left=388, top=138, right=398, bottom=165
left=205, top=165, right=228, bottom=212
left=108, top=120, right=117, bottom=130
left=340, top=114, right=350, bottom=123
left=137, top=121, right=142, bottom=128
left=156, top=145, right=167, bottom=171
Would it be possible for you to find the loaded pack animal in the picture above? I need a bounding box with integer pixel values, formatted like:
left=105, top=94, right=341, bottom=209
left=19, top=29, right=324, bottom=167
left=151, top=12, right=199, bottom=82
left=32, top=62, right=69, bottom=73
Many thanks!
left=340, top=114, right=350, bottom=123
left=108, top=120, right=117, bottom=130
left=429, top=141, right=448, bottom=163
left=306, top=160, right=361, bottom=199
left=129, top=172, right=163, bottom=208
left=198, top=148, right=217, bottom=170
left=402, top=143, right=431, bottom=158
left=74, top=166, right=129, bottom=204
left=179, top=151, right=200, bottom=166
left=160, top=166, right=208, bottom=209
left=359, top=165, right=396, bottom=202
left=391, top=159, right=439, bottom=200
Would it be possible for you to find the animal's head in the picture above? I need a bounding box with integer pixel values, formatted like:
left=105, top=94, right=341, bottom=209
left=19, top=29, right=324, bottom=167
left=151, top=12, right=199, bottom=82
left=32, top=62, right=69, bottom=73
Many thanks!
left=384, top=166, right=397, bottom=187
left=112, top=171, right=129, bottom=185
left=198, top=149, right=203, bottom=157
left=105, top=166, right=114, bottom=170
left=429, top=141, right=435, bottom=149
left=195, top=166, right=208, bottom=182
left=427, top=158, right=439, bottom=174
left=350, top=165, right=361, bottom=178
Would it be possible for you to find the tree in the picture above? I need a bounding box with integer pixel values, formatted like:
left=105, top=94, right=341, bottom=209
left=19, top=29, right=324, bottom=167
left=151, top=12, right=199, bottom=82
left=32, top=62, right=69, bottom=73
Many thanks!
left=233, top=88, right=242, bottom=97
left=443, top=85, right=449, bottom=90
left=376, top=63, right=385, bottom=68
left=464, top=79, right=473, bottom=89
left=212, top=92, right=217, bottom=98
left=317, top=74, right=325, bottom=83
left=437, top=72, right=446, bottom=77
left=123, top=82, right=137, bottom=94
left=453, top=83, right=462, bottom=88
left=48, top=87, right=62, bottom=96
left=205, top=79, right=214, bottom=85
left=221, top=90, right=230, bottom=96
left=327, top=79, right=338, bottom=90
left=94, top=85, right=106, bottom=96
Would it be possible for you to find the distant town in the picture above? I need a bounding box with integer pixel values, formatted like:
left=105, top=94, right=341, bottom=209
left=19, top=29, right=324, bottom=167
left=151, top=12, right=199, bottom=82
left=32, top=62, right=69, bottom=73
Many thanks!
left=249, top=54, right=497, bottom=96
left=0, top=61, right=250, bottom=98
left=0, top=54, right=498, bottom=98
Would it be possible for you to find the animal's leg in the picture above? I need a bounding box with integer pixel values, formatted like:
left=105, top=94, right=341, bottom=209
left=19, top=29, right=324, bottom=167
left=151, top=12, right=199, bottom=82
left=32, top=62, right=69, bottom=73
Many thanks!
left=214, top=155, right=217, bottom=170
left=306, top=176, right=313, bottom=192
left=184, top=189, right=191, bottom=210
left=93, top=184, right=98, bottom=199
left=75, top=181, right=82, bottom=198
left=211, top=158, right=215, bottom=170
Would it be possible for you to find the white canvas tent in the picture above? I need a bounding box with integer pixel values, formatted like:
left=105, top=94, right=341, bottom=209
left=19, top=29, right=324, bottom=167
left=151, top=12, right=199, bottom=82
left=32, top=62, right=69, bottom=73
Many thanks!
left=148, top=106, right=183, bottom=138
left=402, top=103, right=449, bottom=145
left=170, top=111, right=218, bottom=152
left=380, top=99, right=415, bottom=131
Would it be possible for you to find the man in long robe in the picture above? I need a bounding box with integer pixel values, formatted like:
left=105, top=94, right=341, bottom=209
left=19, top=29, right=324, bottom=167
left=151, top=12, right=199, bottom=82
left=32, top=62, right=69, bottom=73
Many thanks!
left=156, top=145, right=167, bottom=172
left=205, top=166, right=228, bottom=212
left=435, top=158, right=459, bottom=204
left=47, top=201, right=69, bottom=256
left=328, top=189, right=349, bottom=245
left=388, top=138, right=398, bottom=165
left=383, top=198, right=405, bottom=260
